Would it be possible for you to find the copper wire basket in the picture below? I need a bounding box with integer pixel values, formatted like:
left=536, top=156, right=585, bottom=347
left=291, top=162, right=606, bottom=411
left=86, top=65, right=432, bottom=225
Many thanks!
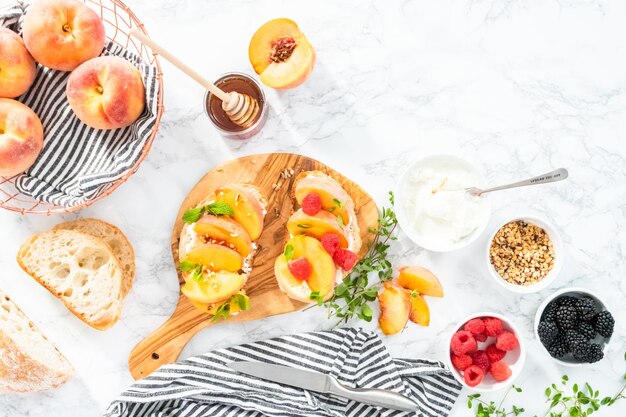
left=0, top=0, right=164, bottom=215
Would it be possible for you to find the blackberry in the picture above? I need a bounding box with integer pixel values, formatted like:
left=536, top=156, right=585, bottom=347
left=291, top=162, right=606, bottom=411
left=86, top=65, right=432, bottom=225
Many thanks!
left=538, top=321, right=559, bottom=347
left=542, top=301, right=559, bottom=322
left=577, top=322, right=596, bottom=341
left=548, top=336, right=568, bottom=358
left=556, top=305, right=578, bottom=330
left=576, top=297, right=598, bottom=321
left=594, top=311, right=615, bottom=338
left=572, top=342, right=604, bottom=363
left=564, top=330, right=585, bottom=351
left=557, top=296, right=578, bottom=308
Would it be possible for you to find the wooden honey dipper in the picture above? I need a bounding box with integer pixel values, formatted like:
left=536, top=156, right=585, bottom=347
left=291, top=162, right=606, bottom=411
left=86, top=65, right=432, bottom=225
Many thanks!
left=130, top=29, right=259, bottom=128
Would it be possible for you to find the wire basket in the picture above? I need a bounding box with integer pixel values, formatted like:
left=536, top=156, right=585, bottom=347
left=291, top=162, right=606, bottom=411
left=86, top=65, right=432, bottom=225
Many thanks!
left=0, top=0, right=164, bottom=215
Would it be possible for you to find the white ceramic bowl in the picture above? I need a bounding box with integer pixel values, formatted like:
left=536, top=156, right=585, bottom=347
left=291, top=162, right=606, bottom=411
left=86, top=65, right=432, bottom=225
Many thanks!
left=395, top=154, right=491, bottom=252
left=447, top=312, right=526, bottom=392
left=534, top=287, right=612, bottom=367
left=485, top=215, right=563, bottom=294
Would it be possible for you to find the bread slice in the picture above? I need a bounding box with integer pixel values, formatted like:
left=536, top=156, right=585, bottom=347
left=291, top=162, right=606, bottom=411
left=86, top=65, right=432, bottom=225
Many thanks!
left=17, top=230, right=124, bottom=330
left=53, top=219, right=135, bottom=298
left=0, top=289, right=74, bottom=392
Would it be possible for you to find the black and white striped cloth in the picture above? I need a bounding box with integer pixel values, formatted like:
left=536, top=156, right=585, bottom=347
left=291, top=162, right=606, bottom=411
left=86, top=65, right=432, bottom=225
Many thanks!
left=1, top=2, right=159, bottom=208
left=104, top=328, right=461, bottom=417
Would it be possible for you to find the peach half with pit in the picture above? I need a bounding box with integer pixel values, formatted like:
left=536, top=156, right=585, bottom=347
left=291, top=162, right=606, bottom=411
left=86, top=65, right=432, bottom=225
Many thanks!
left=377, top=282, right=411, bottom=335
left=183, top=242, right=243, bottom=273
left=397, top=266, right=444, bottom=298
left=214, top=185, right=265, bottom=241
left=287, top=209, right=348, bottom=248
left=274, top=235, right=336, bottom=303
left=248, top=18, right=315, bottom=89
left=181, top=271, right=245, bottom=305
left=194, top=214, right=253, bottom=257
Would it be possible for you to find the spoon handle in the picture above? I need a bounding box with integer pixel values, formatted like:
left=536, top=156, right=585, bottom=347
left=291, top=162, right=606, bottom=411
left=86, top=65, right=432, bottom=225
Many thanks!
left=476, top=168, right=568, bottom=196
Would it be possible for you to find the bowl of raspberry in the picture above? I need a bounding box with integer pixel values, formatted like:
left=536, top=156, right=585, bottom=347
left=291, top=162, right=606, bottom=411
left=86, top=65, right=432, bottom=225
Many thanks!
left=448, top=312, right=526, bottom=391
left=534, top=287, right=614, bottom=366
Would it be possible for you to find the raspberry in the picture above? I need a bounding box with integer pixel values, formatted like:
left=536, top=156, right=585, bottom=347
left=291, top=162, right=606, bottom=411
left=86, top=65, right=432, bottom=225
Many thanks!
left=333, top=249, right=357, bottom=271
left=495, top=331, right=519, bottom=351
left=475, top=333, right=488, bottom=342
left=486, top=344, right=506, bottom=363
left=490, top=361, right=512, bottom=382
left=464, top=318, right=486, bottom=336
left=483, top=317, right=503, bottom=337
left=450, top=354, right=473, bottom=371
left=287, top=257, right=312, bottom=281
left=451, top=330, right=478, bottom=355
left=463, top=365, right=485, bottom=387
left=320, top=233, right=341, bottom=257
left=471, top=350, right=491, bottom=373
left=301, top=192, right=322, bottom=215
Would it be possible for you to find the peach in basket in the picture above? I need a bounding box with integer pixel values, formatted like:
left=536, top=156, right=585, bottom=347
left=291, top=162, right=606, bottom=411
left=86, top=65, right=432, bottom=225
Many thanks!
left=66, top=56, right=145, bottom=130
left=0, top=28, right=36, bottom=98
left=0, top=98, right=43, bottom=177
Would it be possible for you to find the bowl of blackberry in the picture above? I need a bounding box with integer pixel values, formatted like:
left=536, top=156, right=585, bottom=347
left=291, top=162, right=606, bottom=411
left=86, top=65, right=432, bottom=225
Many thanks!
left=535, top=287, right=614, bottom=366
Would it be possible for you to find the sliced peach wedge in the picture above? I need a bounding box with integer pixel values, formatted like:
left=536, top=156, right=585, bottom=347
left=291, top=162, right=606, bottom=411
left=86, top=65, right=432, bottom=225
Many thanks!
left=189, top=292, right=248, bottom=315
left=287, top=209, right=349, bottom=248
left=181, top=271, right=245, bottom=305
left=378, top=282, right=411, bottom=335
left=183, top=242, right=243, bottom=273
left=248, top=18, right=315, bottom=89
left=397, top=266, right=444, bottom=298
left=294, top=171, right=353, bottom=226
left=194, top=214, right=253, bottom=257
left=409, top=293, right=430, bottom=327
left=214, top=184, right=266, bottom=241
left=274, top=235, right=336, bottom=303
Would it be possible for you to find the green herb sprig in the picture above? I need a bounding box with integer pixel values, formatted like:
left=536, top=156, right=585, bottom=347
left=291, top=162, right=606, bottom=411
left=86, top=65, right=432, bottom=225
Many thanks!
left=182, top=201, right=234, bottom=223
left=467, top=352, right=626, bottom=417
left=212, top=293, right=250, bottom=322
left=178, top=260, right=203, bottom=281
left=309, top=191, right=397, bottom=325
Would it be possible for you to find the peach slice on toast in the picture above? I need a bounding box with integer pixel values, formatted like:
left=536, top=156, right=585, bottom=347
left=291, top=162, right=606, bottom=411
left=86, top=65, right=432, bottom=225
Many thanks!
left=181, top=271, right=245, bottom=305
left=194, top=214, right=253, bottom=257
left=287, top=209, right=349, bottom=248
left=274, top=235, right=336, bottom=303
left=214, top=184, right=266, bottom=241
left=378, top=282, right=411, bottom=335
left=248, top=18, right=315, bottom=89
left=397, top=266, right=444, bottom=297
left=183, top=242, right=243, bottom=273
left=294, top=171, right=353, bottom=225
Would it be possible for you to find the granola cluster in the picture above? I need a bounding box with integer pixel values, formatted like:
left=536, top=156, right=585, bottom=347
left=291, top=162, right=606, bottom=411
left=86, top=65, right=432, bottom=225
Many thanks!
left=489, top=220, right=555, bottom=286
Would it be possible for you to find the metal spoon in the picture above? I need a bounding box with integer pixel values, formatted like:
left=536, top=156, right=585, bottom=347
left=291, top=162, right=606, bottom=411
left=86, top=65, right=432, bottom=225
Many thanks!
left=465, top=168, right=568, bottom=197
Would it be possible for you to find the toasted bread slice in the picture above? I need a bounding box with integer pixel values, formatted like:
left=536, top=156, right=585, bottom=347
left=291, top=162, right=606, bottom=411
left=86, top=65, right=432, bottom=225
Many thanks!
left=17, top=230, right=124, bottom=330
left=0, top=289, right=74, bottom=392
left=53, top=219, right=135, bottom=298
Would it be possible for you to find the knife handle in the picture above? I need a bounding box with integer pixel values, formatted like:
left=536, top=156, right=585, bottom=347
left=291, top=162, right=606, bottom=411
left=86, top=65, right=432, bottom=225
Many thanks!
left=327, top=377, right=419, bottom=412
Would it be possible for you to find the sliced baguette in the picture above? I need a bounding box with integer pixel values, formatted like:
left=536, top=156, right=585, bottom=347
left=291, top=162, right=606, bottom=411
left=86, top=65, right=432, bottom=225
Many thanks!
left=53, top=219, right=135, bottom=298
left=0, top=289, right=74, bottom=392
left=17, top=230, right=124, bottom=330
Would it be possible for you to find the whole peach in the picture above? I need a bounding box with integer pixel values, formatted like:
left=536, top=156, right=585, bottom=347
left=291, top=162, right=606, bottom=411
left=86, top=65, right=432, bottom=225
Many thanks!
left=23, top=0, right=105, bottom=71
left=0, top=28, right=37, bottom=98
left=66, top=56, right=145, bottom=130
left=0, top=98, right=44, bottom=177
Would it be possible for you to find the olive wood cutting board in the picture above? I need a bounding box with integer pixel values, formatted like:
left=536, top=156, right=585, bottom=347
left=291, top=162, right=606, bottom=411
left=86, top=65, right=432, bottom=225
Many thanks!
left=128, top=153, right=379, bottom=380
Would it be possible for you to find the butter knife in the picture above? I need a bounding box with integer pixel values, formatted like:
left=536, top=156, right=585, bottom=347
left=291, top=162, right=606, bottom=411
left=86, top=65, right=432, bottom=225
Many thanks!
left=228, top=361, right=419, bottom=412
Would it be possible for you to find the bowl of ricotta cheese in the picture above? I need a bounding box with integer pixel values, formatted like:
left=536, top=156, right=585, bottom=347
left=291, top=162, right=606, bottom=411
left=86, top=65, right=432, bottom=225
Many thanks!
left=396, top=154, right=491, bottom=252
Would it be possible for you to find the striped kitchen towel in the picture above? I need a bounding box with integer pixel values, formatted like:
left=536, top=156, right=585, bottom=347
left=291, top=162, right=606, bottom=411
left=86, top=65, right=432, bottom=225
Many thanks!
left=0, top=2, right=159, bottom=208
left=104, top=328, right=461, bottom=417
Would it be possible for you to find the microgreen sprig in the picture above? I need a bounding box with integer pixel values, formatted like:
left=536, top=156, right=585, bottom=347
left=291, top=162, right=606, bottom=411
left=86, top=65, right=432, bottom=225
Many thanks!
left=182, top=201, right=234, bottom=223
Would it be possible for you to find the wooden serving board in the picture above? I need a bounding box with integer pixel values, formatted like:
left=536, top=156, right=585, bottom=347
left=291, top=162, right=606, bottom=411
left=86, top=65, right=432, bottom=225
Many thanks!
left=128, top=153, right=379, bottom=380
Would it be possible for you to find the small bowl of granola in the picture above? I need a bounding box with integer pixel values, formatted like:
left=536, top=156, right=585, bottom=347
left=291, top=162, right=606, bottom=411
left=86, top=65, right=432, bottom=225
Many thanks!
left=485, top=215, right=563, bottom=294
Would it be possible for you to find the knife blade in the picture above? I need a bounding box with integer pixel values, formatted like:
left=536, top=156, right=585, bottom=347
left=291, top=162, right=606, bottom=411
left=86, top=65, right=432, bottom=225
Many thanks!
left=228, top=361, right=419, bottom=412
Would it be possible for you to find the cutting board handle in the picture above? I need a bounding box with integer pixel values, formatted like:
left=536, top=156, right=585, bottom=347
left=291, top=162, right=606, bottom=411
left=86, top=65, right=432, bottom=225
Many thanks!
left=128, top=297, right=208, bottom=380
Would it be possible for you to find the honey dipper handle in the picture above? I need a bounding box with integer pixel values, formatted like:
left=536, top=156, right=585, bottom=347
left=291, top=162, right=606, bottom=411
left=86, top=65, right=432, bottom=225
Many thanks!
left=130, top=28, right=230, bottom=102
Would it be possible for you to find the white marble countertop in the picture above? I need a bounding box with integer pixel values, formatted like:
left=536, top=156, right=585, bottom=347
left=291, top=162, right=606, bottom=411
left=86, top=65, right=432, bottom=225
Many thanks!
left=1, top=0, right=625, bottom=416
